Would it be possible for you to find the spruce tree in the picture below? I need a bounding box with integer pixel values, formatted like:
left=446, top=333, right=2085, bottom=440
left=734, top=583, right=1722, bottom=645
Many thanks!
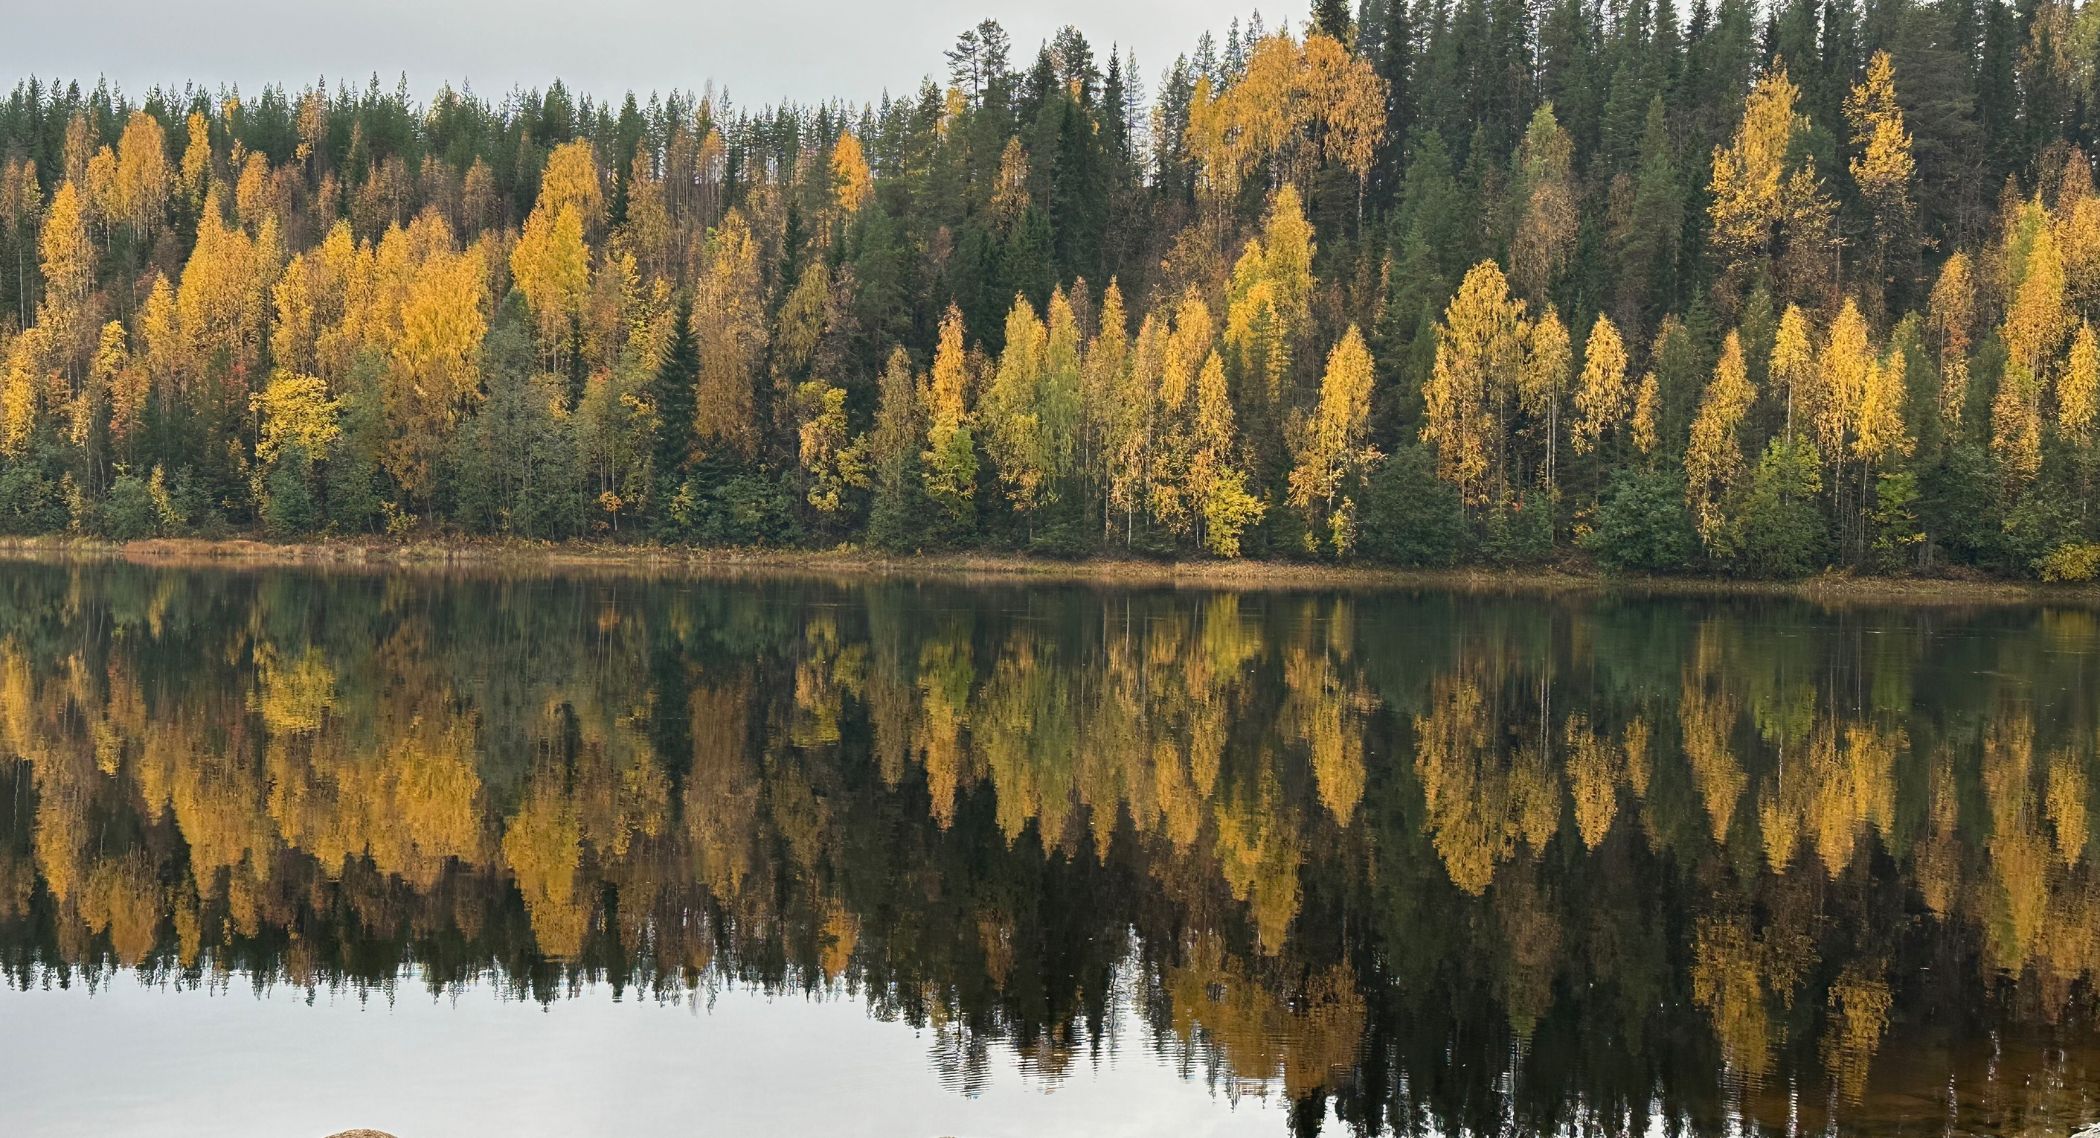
left=1313, top=0, right=1355, bottom=41
left=649, top=301, right=699, bottom=534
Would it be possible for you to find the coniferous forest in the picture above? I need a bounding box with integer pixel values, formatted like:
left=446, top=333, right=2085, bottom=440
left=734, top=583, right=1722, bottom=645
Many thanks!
left=5, top=1, right=2100, bottom=578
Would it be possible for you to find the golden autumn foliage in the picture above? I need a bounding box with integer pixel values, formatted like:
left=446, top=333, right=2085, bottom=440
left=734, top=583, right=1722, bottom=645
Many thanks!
left=2060, top=321, right=2099, bottom=443
left=384, top=229, right=487, bottom=497
left=1930, top=251, right=1976, bottom=426
left=38, top=181, right=95, bottom=362
left=1771, top=303, right=1816, bottom=438
left=1571, top=314, right=1629, bottom=455
left=1423, top=261, right=1527, bottom=507
left=1184, top=30, right=1385, bottom=210
left=1630, top=370, right=1661, bottom=455
left=1844, top=51, right=1916, bottom=279
left=251, top=371, right=340, bottom=468
left=1708, top=65, right=1833, bottom=300
left=176, top=191, right=278, bottom=408
left=1224, top=185, right=1315, bottom=412
left=108, top=110, right=172, bottom=240
left=692, top=209, right=768, bottom=459
left=1821, top=963, right=1893, bottom=1102
left=1519, top=305, right=1572, bottom=494
left=1, top=326, right=46, bottom=457
left=537, top=140, right=605, bottom=231
left=1995, top=200, right=2070, bottom=488
left=981, top=293, right=1067, bottom=513
left=511, top=198, right=590, bottom=367
left=1811, top=298, right=1873, bottom=468
left=5, top=43, right=2100, bottom=598
left=1190, top=350, right=1265, bottom=557
left=1853, top=343, right=1913, bottom=467
left=1413, top=671, right=1562, bottom=896
left=1685, top=332, right=1756, bottom=549
left=1691, top=918, right=1778, bottom=1080
left=1511, top=104, right=1578, bottom=302
left=0, top=558, right=2091, bottom=1122
left=793, top=380, right=861, bottom=514
left=921, top=304, right=978, bottom=523
left=830, top=131, right=874, bottom=217
left=177, top=112, right=210, bottom=205
left=1286, top=325, right=1378, bottom=554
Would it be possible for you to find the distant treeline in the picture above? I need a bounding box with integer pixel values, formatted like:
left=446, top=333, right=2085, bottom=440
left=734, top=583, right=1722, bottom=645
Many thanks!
left=4, top=0, right=2100, bottom=577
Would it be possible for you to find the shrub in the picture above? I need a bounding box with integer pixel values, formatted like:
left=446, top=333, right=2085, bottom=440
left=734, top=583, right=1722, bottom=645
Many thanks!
left=1479, top=494, right=1554, bottom=566
left=1866, top=469, right=1924, bottom=573
left=0, top=461, right=64, bottom=534
left=1358, top=446, right=1466, bottom=566
left=2036, top=541, right=2100, bottom=582
left=1736, top=438, right=1829, bottom=578
left=671, top=473, right=802, bottom=547
left=262, top=449, right=319, bottom=537
left=1583, top=467, right=1699, bottom=573
left=99, top=473, right=158, bottom=540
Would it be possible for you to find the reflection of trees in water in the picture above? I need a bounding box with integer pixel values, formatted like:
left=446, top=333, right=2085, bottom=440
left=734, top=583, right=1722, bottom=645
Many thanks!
left=0, top=563, right=2097, bottom=1135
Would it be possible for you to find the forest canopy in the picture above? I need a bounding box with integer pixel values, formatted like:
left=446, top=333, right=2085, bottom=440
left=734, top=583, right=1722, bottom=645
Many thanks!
left=4, top=0, right=2100, bottom=578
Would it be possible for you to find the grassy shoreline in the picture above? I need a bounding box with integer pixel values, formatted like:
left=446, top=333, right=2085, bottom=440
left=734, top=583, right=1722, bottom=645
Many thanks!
left=0, top=533, right=2093, bottom=605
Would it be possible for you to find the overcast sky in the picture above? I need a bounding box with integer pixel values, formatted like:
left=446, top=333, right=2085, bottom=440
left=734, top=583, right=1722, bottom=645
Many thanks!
left=4, top=0, right=1276, bottom=109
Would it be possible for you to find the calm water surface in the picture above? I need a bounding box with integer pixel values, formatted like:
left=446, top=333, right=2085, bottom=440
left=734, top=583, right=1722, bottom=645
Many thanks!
left=0, top=562, right=2096, bottom=1137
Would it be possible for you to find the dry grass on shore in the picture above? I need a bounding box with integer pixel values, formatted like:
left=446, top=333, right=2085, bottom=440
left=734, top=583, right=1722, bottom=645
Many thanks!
left=0, top=534, right=2091, bottom=606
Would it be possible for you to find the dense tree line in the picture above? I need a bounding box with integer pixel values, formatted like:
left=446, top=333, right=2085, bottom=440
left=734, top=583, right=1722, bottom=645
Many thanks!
left=4, top=0, right=2100, bottom=576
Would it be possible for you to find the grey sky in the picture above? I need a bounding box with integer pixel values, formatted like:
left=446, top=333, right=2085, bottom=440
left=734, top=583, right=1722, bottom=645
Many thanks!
left=3, top=0, right=1276, bottom=109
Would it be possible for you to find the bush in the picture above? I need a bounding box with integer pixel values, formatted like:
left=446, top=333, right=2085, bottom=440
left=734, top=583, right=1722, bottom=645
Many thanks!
left=262, top=450, right=319, bottom=537
left=1358, top=446, right=1466, bottom=566
left=1583, top=467, right=1699, bottom=573
left=1736, top=438, right=1829, bottom=578
left=1867, top=469, right=1924, bottom=573
left=1026, top=510, right=1092, bottom=559
left=1479, top=494, right=1553, bottom=566
left=670, top=472, right=802, bottom=547
left=2000, top=484, right=2084, bottom=573
left=2037, top=541, right=2100, bottom=582
left=0, top=461, right=64, bottom=534
left=1919, top=443, right=2007, bottom=568
left=99, top=473, right=158, bottom=540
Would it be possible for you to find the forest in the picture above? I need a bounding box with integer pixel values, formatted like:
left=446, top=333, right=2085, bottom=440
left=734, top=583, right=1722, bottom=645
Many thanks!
left=4, top=0, right=2100, bottom=577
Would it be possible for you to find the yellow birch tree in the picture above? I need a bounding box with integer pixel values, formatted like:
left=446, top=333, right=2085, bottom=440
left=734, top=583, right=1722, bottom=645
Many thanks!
left=1685, top=331, right=1757, bottom=550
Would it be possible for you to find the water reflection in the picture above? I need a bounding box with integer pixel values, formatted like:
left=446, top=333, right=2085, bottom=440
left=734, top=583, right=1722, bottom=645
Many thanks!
left=0, top=563, right=2096, bottom=1136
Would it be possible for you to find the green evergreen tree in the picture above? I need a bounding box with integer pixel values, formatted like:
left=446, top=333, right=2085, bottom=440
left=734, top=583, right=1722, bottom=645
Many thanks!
left=649, top=300, right=699, bottom=534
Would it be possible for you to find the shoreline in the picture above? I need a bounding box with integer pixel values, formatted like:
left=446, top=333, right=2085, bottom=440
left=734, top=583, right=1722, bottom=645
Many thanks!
left=0, top=535, right=2092, bottom=604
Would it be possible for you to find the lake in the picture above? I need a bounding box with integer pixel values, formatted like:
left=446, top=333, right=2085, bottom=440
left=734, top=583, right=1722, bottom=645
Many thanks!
left=0, top=561, right=2095, bottom=1137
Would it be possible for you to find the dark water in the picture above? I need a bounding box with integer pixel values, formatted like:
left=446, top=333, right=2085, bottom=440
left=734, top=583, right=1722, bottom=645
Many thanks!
left=0, top=562, right=2096, bottom=1138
